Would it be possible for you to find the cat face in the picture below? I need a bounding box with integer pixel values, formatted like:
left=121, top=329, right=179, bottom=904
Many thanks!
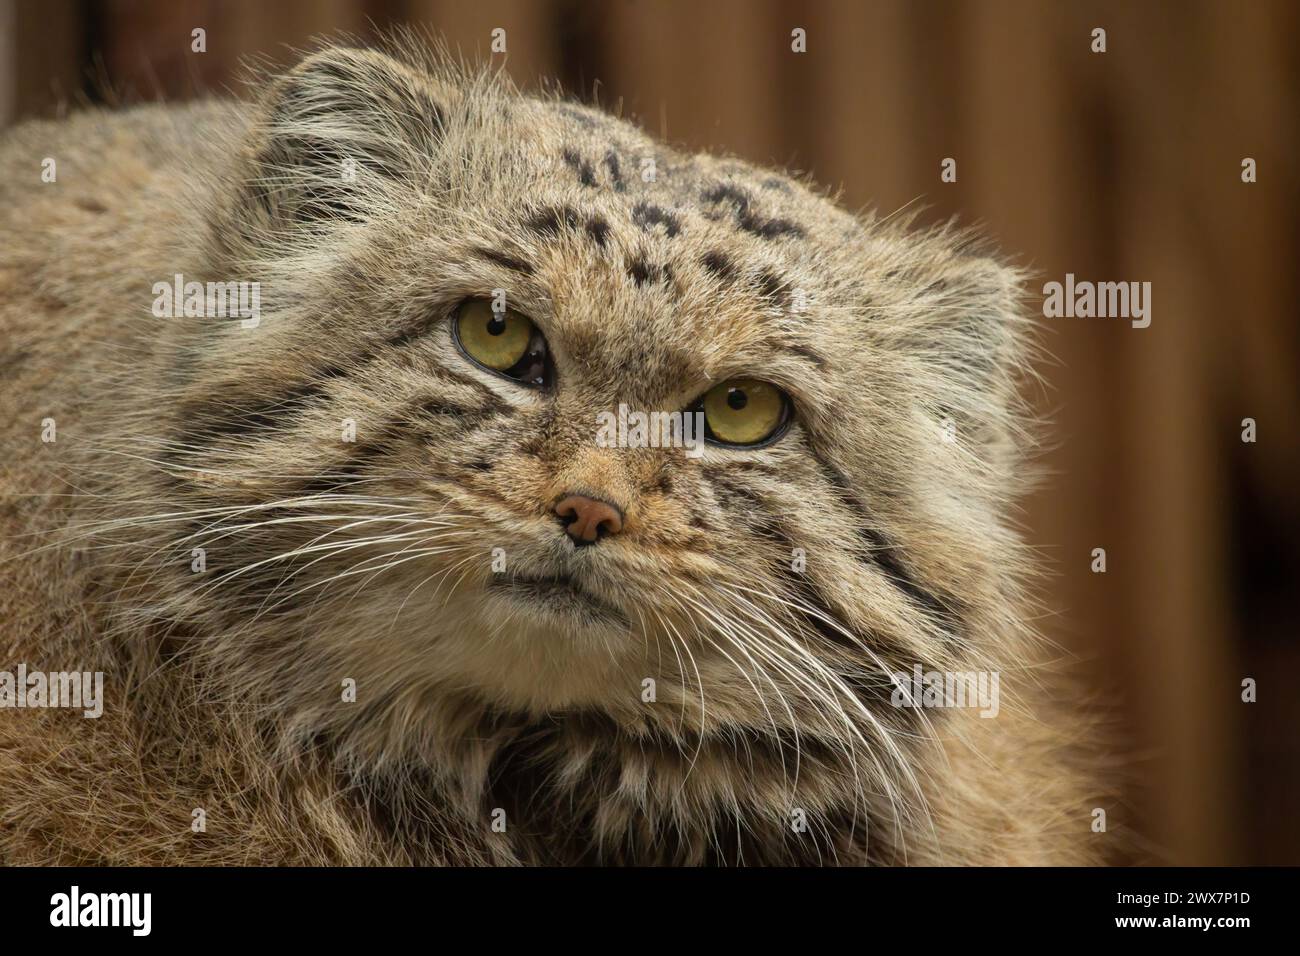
left=152, top=45, right=1029, bottom=776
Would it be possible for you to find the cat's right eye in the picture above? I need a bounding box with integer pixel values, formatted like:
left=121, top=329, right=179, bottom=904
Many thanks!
left=697, top=378, right=792, bottom=448
left=453, top=298, right=551, bottom=387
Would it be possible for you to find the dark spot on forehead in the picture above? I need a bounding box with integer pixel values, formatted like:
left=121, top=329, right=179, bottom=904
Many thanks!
left=524, top=205, right=611, bottom=251
left=585, top=216, right=611, bottom=248
left=627, top=256, right=654, bottom=286
left=702, top=182, right=805, bottom=240
left=702, top=183, right=750, bottom=210
left=700, top=250, right=736, bottom=280
left=627, top=254, right=671, bottom=288
left=525, top=205, right=581, bottom=237
left=756, top=268, right=789, bottom=303
left=561, top=148, right=597, bottom=188
left=603, top=150, right=626, bottom=192
left=746, top=216, right=804, bottom=240
left=557, top=105, right=600, bottom=128
left=631, top=201, right=681, bottom=238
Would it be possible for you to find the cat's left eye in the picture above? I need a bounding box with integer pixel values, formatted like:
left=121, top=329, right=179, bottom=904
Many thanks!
left=453, top=298, right=550, bottom=387
left=697, top=378, right=792, bottom=448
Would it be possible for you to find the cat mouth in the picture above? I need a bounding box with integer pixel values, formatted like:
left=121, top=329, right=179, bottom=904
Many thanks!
left=487, top=572, right=631, bottom=627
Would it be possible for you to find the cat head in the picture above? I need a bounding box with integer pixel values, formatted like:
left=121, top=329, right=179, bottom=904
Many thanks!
left=137, top=43, right=1033, bottom=798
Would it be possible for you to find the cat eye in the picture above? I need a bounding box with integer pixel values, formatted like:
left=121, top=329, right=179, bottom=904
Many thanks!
left=698, top=378, right=792, bottom=448
left=453, top=298, right=550, bottom=386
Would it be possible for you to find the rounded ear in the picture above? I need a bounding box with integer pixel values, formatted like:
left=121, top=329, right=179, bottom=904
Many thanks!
left=939, top=257, right=1028, bottom=406
left=887, top=253, right=1033, bottom=459
left=233, top=47, right=453, bottom=238
left=950, top=259, right=1035, bottom=462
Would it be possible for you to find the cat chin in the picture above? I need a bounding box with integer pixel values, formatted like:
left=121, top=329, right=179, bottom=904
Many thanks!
left=329, top=591, right=644, bottom=713
left=483, top=571, right=631, bottom=630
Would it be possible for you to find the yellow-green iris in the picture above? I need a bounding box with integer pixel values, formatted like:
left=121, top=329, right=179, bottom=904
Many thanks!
left=455, top=298, right=533, bottom=371
left=701, top=378, right=790, bottom=446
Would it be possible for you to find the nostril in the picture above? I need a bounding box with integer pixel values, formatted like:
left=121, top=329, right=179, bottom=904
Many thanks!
left=553, top=494, right=624, bottom=545
left=591, top=508, right=622, bottom=536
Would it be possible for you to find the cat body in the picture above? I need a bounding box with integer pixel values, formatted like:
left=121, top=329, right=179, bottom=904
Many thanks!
left=0, top=42, right=1099, bottom=865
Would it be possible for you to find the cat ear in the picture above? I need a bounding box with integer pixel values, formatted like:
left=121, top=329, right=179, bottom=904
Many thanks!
left=945, top=257, right=1027, bottom=401
left=233, top=47, right=452, bottom=237
left=903, top=254, right=1031, bottom=451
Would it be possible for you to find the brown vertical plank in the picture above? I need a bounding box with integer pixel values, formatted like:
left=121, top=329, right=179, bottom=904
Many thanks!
left=0, top=0, right=16, bottom=126
left=10, top=0, right=85, bottom=120
left=1195, top=0, right=1300, bottom=866
left=404, top=0, right=562, bottom=93
left=780, top=0, right=920, bottom=218
left=1101, top=0, right=1240, bottom=864
left=588, top=0, right=784, bottom=165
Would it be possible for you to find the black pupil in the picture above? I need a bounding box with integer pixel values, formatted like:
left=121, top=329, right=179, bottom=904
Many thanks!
left=726, top=388, right=748, bottom=411
left=487, top=313, right=507, bottom=336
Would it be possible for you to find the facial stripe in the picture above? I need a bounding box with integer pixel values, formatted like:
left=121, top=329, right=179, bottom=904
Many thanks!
left=173, top=343, right=504, bottom=459
left=176, top=380, right=329, bottom=440
left=812, top=456, right=962, bottom=630
left=787, top=343, right=829, bottom=370
left=701, top=471, right=930, bottom=710
left=298, top=388, right=506, bottom=493
left=524, top=205, right=611, bottom=251
left=296, top=437, right=394, bottom=494
left=472, top=246, right=535, bottom=275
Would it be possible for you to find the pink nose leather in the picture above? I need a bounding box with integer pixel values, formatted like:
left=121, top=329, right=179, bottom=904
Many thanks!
left=554, top=495, right=624, bottom=544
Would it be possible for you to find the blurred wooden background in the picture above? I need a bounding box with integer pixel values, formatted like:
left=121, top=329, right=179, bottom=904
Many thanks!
left=2, top=0, right=1296, bottom=865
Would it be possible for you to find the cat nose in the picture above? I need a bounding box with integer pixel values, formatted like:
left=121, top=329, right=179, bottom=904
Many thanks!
left=554, top=494, right=624, bottom=546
